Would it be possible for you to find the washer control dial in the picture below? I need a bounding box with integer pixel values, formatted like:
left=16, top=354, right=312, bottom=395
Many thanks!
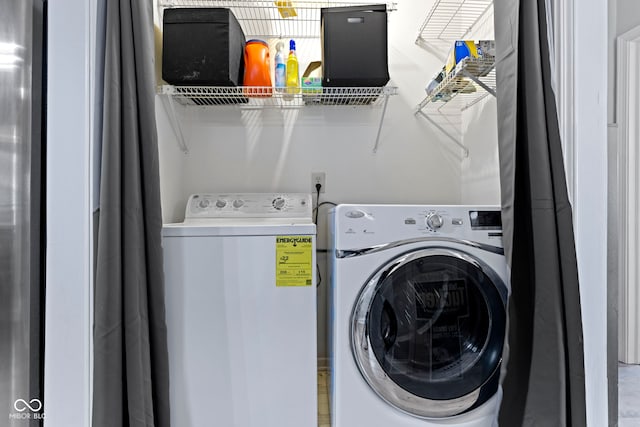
left=272, top=197, right=286, bottom=210
left=198, top=199, right=211, bottom=209
left=232, top=199, right=244, bottom=208
left=426, top=212, right=444, bottom=230
left=215, top=199, right=227, bottom=209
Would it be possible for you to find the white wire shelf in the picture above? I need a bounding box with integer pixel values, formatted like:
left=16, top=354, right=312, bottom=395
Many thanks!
left=416, top=0, right=493, bottom=50
left=415, top=56, right=496, bottom=155
left=156, top=1, right=398, bottom=153
left=158, top=0, right=396, bottom=39
left=159, top=84, right=397, bottom=107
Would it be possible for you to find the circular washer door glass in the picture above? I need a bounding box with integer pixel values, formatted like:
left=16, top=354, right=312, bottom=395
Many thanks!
left=352, top=248, right=507, bottom=417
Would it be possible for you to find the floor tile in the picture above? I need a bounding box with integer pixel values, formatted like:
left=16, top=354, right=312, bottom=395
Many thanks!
left=620, top=363, right=640, bottom=425
left=318, top=369, right=331, bottom=427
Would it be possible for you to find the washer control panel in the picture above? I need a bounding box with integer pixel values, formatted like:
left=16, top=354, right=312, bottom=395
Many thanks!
left=334, top=205, right=502, bottom=247
left=185, top=193, right=312, bottom=220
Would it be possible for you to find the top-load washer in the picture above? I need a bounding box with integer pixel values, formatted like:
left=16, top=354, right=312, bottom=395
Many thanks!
left=162, top=193, right=317, bottom=427
left=328, top=204, right=509, bottom=427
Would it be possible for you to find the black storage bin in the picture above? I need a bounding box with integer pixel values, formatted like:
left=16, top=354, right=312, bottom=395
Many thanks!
left=163, top=8, right=246, bottom=86
left=321, top=4, right=390, bottom=87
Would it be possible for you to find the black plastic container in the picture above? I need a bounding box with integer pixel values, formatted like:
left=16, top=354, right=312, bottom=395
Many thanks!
left=162, top=8, right=246, bottom=86
left=321, top=4, right=390, bottom=87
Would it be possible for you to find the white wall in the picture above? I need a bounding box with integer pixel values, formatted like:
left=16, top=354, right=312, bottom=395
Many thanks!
left=574, top=0, right=609, bottom=425
left=616, top=0, right=640, bottom=37
left=460, top=6, right=500, bottom=205
left=158, top=104, right=464, bottom=218
left=156, top=0, right=469, bottom=361
left=45, top=0, right=96, bottom=425
left=461, top=96, right=499, bottom=205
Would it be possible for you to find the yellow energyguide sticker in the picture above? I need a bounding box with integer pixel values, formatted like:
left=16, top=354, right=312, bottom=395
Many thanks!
left=276, top=235, right=313, bottom=287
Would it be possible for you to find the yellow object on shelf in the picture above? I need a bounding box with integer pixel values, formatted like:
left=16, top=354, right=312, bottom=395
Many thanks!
left=275, top=1, right=297, bottom=18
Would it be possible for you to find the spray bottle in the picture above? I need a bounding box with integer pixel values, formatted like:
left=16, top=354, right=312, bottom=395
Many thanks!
left=274, top=41, right=286, bottom=91
left=285, top=39, right=300, bottom=97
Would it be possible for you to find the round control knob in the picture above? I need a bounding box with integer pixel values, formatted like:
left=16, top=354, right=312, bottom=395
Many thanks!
left=426, top=213, right=444, bottom=230
left=198, top=199, right=211, bottom=209
left=272, top=197, right=286, bottom=210
left=232, top=199, right=244, bottom=208
left=215, top=199, right=227, bottom=209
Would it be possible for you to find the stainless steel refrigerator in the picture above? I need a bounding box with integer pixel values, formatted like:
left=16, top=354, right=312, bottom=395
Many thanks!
left=0, top=0, right=45, bottom=425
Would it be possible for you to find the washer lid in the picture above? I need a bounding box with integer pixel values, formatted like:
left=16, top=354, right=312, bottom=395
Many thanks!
left=162, top=222, right=316, bottom=237
left=351, top=246, right=507, bottom=419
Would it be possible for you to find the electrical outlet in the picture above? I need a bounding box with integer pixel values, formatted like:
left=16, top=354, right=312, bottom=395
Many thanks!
left=311, top=172, right=326, bottom=193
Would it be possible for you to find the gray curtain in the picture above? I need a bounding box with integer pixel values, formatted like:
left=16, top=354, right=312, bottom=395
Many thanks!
left=93, top=0, right=170, bottom=426
left=494, top=0, right=587, bottom=426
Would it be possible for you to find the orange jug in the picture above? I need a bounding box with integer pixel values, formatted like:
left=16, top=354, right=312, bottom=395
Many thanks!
left=243, top=39, right=272, bottom=97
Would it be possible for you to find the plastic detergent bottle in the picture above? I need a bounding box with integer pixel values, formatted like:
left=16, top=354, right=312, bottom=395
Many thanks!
left=274, top=41, right=286, bottom=91
left=243, top=39, right=272, bottom=97
left=285, top=39, right=300, bottom=97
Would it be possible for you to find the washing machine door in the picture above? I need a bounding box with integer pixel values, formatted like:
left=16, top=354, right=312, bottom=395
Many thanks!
left=351, top=246, right=507, bottom=419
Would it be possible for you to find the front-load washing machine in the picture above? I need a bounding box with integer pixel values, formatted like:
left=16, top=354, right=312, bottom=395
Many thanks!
left=162, top=193, right=317, bottom=427
left=328, top=204, right=509, bottom=427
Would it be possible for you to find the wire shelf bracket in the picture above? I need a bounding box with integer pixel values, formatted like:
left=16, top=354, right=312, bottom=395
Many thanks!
left=415, top=56, right=495, bottom=154
left=416, top=110, right=469, bottom=157
left=157, top=85, right=398, bottom=153
left=159, top=94, right=189, bottom=154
